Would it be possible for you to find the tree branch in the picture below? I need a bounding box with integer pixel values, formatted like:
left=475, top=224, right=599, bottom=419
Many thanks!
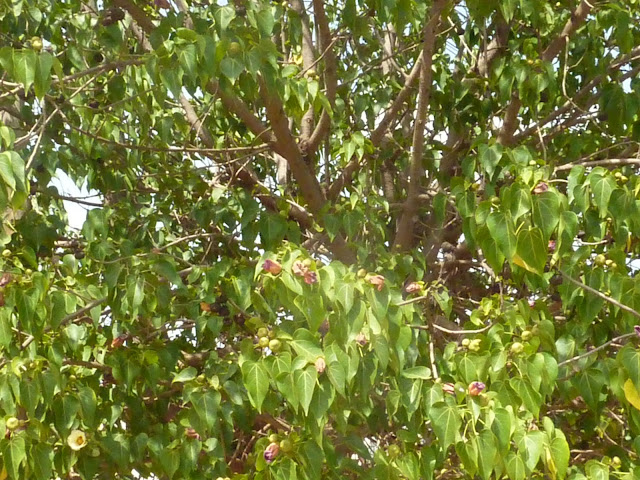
left=393, top=0, right=447, bottom=251
left=497, top=0, right=593, bottom=145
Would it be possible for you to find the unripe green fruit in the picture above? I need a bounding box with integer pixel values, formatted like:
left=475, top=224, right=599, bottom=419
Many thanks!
left=521, top=330, right=533, bottom=341
left=228, top=42, right=241, bottom=56
left=357, top=268, right=367, bottom=278
left=257, top=327, right=269, bottom=338
left=615, top=171, right=623, bottom=178
left=468, top=339, right=482, bottom=352
left=621, top=175, right=629, bottom=184
left=387, top=444, right=401, bottom=459
left=612, top=456, right=621, bottom=468
left=510, top=342, right=524, bottom=354
left=461, top=338, right=470, bottom=347
left=528, top=160, right=537, bottom=166
left=269, top=339, right=282, bottom=352
left=197, top=374, right=206, bottom=383
left=31, top=36, right=43, bottom=52
left=268, top=433, right=279, bottom=443
left=6, top=417, right=20, bottom=431
left=594, top=254, right=606, bottom=266
left=1, top=249, right=10, bottom=258
left=25, top=269, right=33, bottom=275
left=302, top=258, right=313, bottom=267
left=268, top=329, right=276, bottom=339
left=280, top=438, right=293, bottom=453
left=605, top=259, right=613, bottom=266
left=258, top=336, right=270, bottom=348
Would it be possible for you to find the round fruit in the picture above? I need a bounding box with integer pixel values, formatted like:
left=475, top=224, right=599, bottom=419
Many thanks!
left=1, top=249, right=10, bottom=258
left=228, top=41, right=242, bottom=56
left=510, top=342, right=524, bottom=354
left=6, top=417, right=20, bottom=431
left=468, top=339, right=482, bottom=352
left=615, top=171, right=623, bottom=178
left=302, top=258, right=313, bottom=267
left=305, top=68, right=317, bottom=79
left=280, top=438, right=293, bottom=453
left=257, top=327, right=269, bottom=338
left=528, top=160, right=537, bottom=166
left=605, top=259, right=613, bottom=266
left=357, top=268, right=367, bottom=278
left=31, top=36, right=43, bottom=52
left=269, top=339, right=282, bottom=352
left=461, top=338, right=470, bottom=347
left=621, top=175, right=629, bottom=184
left=612, top=456, right=621, bottom=468
left=521, top=330, right=533, bottom=341
left=197, top=374, right=206, bottom=383
left=268, top=329, right=276, bottom=339
left=268, top=433, right=279, bottom=443
left=387, top=444, right=401, bottom=459
left=594, top=254, right=606, bottom=266
left=527, top=59, right=534, bottom=65
left=258, top=336, right=270, bottom=348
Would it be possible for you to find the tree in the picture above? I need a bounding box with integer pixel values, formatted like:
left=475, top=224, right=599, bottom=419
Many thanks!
left=0, top=0, right=639, bottom=478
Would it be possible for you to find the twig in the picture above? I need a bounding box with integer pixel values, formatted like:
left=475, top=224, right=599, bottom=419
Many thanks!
left=558, top=332, right=636, bottom=368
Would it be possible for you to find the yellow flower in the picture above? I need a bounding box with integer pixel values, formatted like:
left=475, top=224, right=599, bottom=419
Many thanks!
left=67, top=430, right=87, bottom=451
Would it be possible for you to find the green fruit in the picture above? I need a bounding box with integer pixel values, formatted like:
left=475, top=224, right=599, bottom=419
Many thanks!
left=510, top=342, right=524, bottom=354
left=1, top=249, right=10, bottom=258
left=594, top=254, right=606, bottom=266
left=620, top=175, right=629, bottom=184
left=280, top=438, right=293, bottom=453
left=605, top=259, right=613, bottom=266
left=31, top=36, right=43, bottom=52
left=461, top=338, right=470, bottom=347
left=269, top=339, right=282, bottom=352
left=615, top=171, right=623, bottom=178
left=357, top=268, right=367, bottom=278
left=228, top=41, right=241, bottom=56
left=387, top=444, right=401, bottom=459
left=6, top=417, right=20, bottom=430
left=268, top=433, right=279, bottom=443
left=521, top=330, right=533, bottom=341
left=612, top=456, right=621, bottom=468
left=268, top=329, right=276, bottom=339
left=304, top=68, right=317, bottom=79
left=468, top=339, right=482, bottom=352
left=258, top=336, right=270, bottom=348
left=257, top=327, right=269, bottom=338
left=528, top=160, right=537, bottom=166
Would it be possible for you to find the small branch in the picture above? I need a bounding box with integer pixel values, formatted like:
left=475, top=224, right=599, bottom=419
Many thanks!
left=410, top=323, right=492, bottom=334
left=558, top=332, right=636, bottom=368
left=393, top=0, right=447, bottom=251
left=559, top=270, right=640, bottom=320
left=555, top=158, right=640, bottom=172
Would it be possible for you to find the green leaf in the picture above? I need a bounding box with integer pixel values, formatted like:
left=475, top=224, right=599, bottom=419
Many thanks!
left=77, top=386, right=97, bottom=427
left=585, top=459, right=609, bottom=480
left=491, top=407, right=512, bottom=451
left=294, top=365, right=317, bottom=415
left=3, top=434, right=26, bottom=479
left=532, top=191, right=560, bottom=240
left=477, top=430, right=497, bottom=480
left=14, top=49, right=37, bottom=91
left=513, top=227, right=546, bottom=274
left=327, top=360, right=346, bottom=396
left=510, top=377, right=542, bottom=417
left=589, top=173, right=617, bottom=218
left=575, top=368, right=606, bottom=410
left=486, top=211, right=517, bottom=259
left=478, top=143, right=503, bottom=177
left=618, top=345, right=640, bottom=389
left=30, top=444, right=53, bottom=480
left=33, top=52, right=53, bottom=99
left=401, top=366, right=431, bottom=380
left=290, top=329, right=324, bottom=362
left=172, top=366, right=198, bottom=383
left=519, top=430, right=545, bottom=471
left=505, top=452, right=527, bottom=480
left=220, top=57, right=244, bottom=81
left=102, top=433, right=130, bottom=469
left=428, top=402, right=461, bottom=452
left=241, top=360, right=270, bottom=411
left=0, top=152, right=17, bottom=190
left=189, top=390, right=221, bottom=430
left=549, top=431, right=570, bottom=480
left=335, top=278, right=355, bottom=312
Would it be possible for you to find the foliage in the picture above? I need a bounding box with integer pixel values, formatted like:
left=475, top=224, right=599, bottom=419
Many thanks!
left=0, top=0, right=640, bottom=479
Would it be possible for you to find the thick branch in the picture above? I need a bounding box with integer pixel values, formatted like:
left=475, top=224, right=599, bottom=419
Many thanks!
left=290, top=0, right=316, bottom=143
left=497, top=0, right=593, bottom=145
left=393, top=0, right=447, bottom=251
